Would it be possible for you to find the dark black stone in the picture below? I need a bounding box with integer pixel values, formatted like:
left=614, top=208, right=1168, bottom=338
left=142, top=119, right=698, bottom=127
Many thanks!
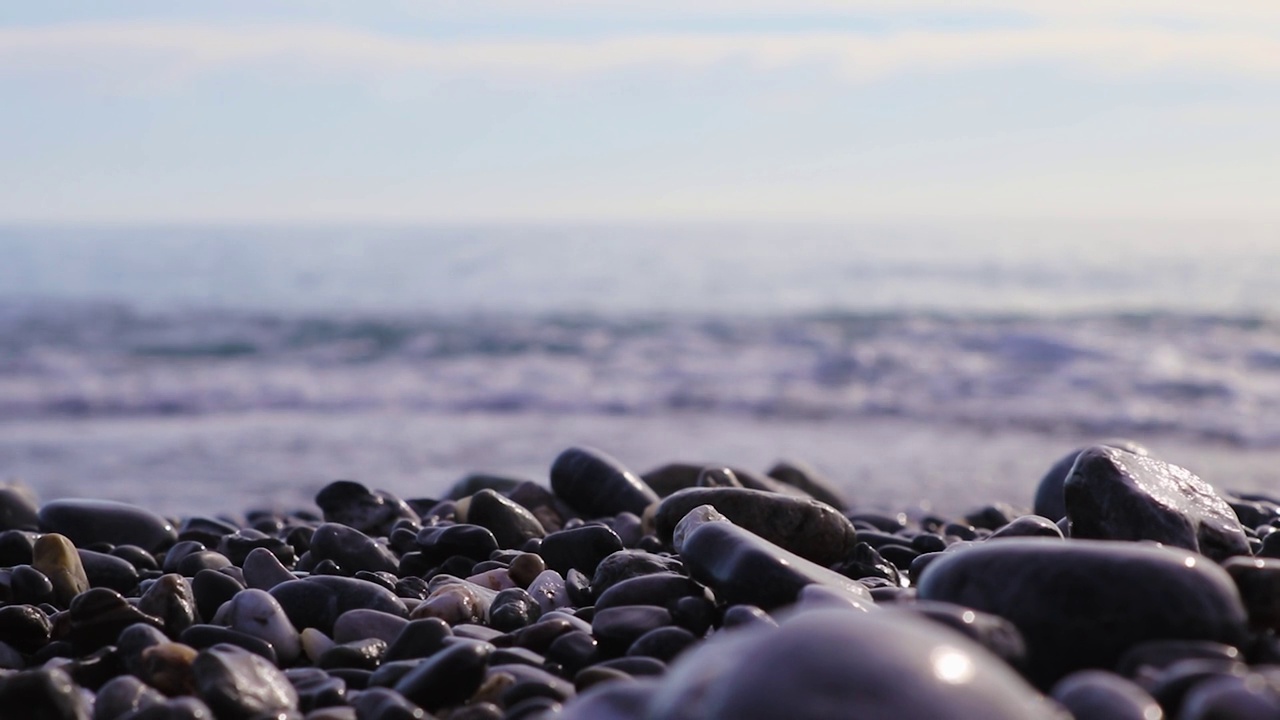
left=467, top=489, right=547, bottom=550
left=489, top=588, right=542, bottom=632
left=269, top=575, right=407, bottom=635
left=309, top=523, right=399, bottom=575
left=216, top=529, right=296, bottom=567
left=595, top=573, right=706, bottom=611
left=0, top=486, right=39, bottom=532
left=681, top=521, right=873, bottom=611
left=110, top=544, right=160, bottom=573
left=590, top=550, right=683, bottom=597
left=917, top=538, right=1250, bottom=688
left=176, top=516, right=239, bottom=548
left=593, top=606, right=673, bottom=654
left=989, top=515, right=1064, bottom=540
left=0, top=604, right=50, bottom=654
left=550, top=447, right=659, bottom=518
left=317, top=638, right=387, bottom=671
left=10, top=565, right=55, bottom=607
left=67, top=588, right=164, bottom=655
left=0, top=530, right=37, bottom=567
left=414, top=524, right=499, bottom=566
left=161, top=541, right=206, bottom=574
left=384, top=617, right=453, bottom=662
left=766, top=459, right=849, bottom=509
left=285, top=667, right=347, bottom=712
left=1034, top=440, right=1148, bottom=521
left=349, top=687, right=425, bottom=720
left=392, top=639, right=493, bottom=711
left=833, top=542, right=902, bottom=586
left=905, top=600, right=1028, bottom=670
left=655, top=487, right=858, bottom=567
left=180, top=625, right=279, bottom=665
left=626, top=625, right=697, bottom=662
left=315, top=480, right=419, bottom=537
left=38, top=499, right=177, bottom=554
left=175, top=550, right=232, bottom=578
left=191, top=568, right=243, bottom=624
left=192, top=643, right=298, bottom=718
left=137, top=573, right=199, bottom=637
left=93, top=675, right=165, bottom=719
left=1065, top=446, right=1250, bottom=561
left=1050, top=669, right=1163, bottom=720
left=0, top=667, right=90, bottom=720
left=546, top=630, right=598, bottom=675
left=539, top=525, right=624, bottom=577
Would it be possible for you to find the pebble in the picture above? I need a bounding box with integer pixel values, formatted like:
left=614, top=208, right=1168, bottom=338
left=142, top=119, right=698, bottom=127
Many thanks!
left=646, top=607, right=1059, bottom=719
left=192, top=643, right=299, bottom=718
left=1049, top=669, right=1163, bottom=720
left=538, top=525, right=623, bottom=577
left=315, top=480, right=418, bottom=537
left=1064, top=445, right=1250, bottom=561
left=1033, top=439, right=1148, bottom=521
left=269, top=576, right=407, bottom=635
left=32, top=533, right=90, bottom=607
left=392, top=639, right=493, bottom=712
left=0, top=482, right=40, bottom=532
left=679, top=519, right=873, bottom=611
left=765, top=459, right=850, bottom=510
left=550, top=446, right=660, bottom=518
left=309, top=522, right=400, bottom=576
left=38, top=499, right=177, bottom=554
left=213, top=587, right=303, bottom=665
left=466, top=489, right=547, bottom=549
left=655, top=487, right=859, bottom=566
left=917, top=538, right=1249, bottom=687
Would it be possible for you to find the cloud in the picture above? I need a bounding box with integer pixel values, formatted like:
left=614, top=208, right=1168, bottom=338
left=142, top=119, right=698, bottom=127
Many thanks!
left=1, top=20, right=1279, bottom=94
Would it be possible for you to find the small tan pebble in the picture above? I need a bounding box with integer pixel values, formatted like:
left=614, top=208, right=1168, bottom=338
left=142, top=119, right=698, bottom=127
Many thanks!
left=140, top=642, right=198, bottom=696
left=507, top=553, right=546, bottom=588
left=32, top=533, right=90, bottom=606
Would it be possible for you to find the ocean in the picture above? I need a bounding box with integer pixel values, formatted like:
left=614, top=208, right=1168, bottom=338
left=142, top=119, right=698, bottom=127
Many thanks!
left=1, top=221, right=1278, bottom=516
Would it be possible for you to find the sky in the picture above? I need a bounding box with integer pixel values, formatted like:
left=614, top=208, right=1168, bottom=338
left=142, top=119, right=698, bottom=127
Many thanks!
left=2, top=1, right=1279, bottom=223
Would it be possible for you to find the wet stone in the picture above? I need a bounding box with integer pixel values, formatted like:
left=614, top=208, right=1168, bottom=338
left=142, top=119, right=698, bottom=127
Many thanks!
left=315, top=480, right=419, bottom=537
left=38, top=499, right=178, bottom=555
left=241, top=546, right=297, bottom=591
left=467, top=489, right=547, bottom=550
left=0, top=529, right=37, bottom=567
left=162, top=541, right=207, bottom=574
left=1050, top=669, right=1163, bottom=720
left=191, top=569, right=244, bottom=625
left=413, top=524, right=499, bottom=566
left=833, top=542, right=902, bottom=586
left=393, top=638, right=493, bottom=712
left=309, top=523, right=399, bottom=576
left=384, top=617, right=453, bottom=662
left=489, top=588, right=542, bottom=632
left=127, top=696, right=216, bottom=719
left=655, top=487, right=859, bottom=567
left=546, top=630, right=598, bottom=675
left=94, top=674, right=166, bottom=720
left=1034, top=439, right=1149, bottom=521
left=550, top=446, right=660, bottom=519
left=213, top=587, right=302, bottom=665
left=1064, top=446, right=1250, bottom=561
left=68, top=587, right=165, bottom=654
left=0, top=667, right=90, bottom=720
left=592, top=606, right=673, bottom=653
left=906, top=600, right=1028, bottom=670
left=10, top=564, right=56, bottom=606
left=77, top=549, right=139, bottom=596
left=1114, top=639, right=1242, bottom=678
left=539, top=525, right=624, bottom=578
left=626, top=625, right=696, bottom=662
left=219, top=528, right=296, bottom=568
left=137, top=573, right=199, bottom=638
left=0, top=604, right=51, bottom=654
left=176, top=516, right=239, bottom=548
left=988, top=515, right=1064, bottom=540
left=192, top=643, right=299, bottom=718
left=917, top=538, right=1249, bottom=688
left=595, top=574, right=705, bottom=612
left=590, top=550, right=684, bottom=597
left=180, top=624, right=279, bottom=665
left=766, top=459, right=850, bottom=510
left=286, top=667, right=347, bottom=713
left=270, top=576, right=407, bottom=635
left=138, top=641, right=199, bottom=697
left=680, top=520, right=873, bottom=611
left=0, top=483, right=40, bottom=532
left=317, top=638, right=387, bottom=671
left=1222, top=557, right=1280, bottom=631
left=32, top=533, right=90, bottom=607
left=333, top=608, right=409, bottom=645
left=349, top=687, right=426, bottom=720
left=637, top=608, right=1056, bottom=720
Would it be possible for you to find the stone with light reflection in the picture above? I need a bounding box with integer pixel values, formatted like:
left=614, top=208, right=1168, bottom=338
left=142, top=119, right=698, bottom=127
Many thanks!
left=1063, top=446, right=1250, bottom=561
left=917, top=538, right=1248, bottom=688
left=631, top=607, right=1063, bottom=720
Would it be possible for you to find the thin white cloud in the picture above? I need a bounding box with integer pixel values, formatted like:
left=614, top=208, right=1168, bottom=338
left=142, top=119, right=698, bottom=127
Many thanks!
left=2, top=21, right=1279, bottom=92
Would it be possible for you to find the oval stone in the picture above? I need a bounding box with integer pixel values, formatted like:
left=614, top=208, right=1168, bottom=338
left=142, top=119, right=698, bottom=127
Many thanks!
left=550, top=447, right=659, bottom=519
left=655, top=487, right=859, bottom=567
left=917, top=538, right=1249, bottom=688
left=38, top=499, right=177, bottom=554
left=640, top=607, right=1061, bottom=719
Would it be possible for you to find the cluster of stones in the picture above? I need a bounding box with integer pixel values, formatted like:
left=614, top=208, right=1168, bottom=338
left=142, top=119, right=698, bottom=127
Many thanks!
left=3, top=442, right=1280, bottom=718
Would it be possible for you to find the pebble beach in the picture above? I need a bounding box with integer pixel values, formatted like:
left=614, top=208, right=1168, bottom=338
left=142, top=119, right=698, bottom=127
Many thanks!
left=3, top=440, right=1280, bottom=719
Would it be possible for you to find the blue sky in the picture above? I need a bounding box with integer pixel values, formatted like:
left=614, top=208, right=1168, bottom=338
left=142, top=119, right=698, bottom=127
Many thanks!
left=2, top=1, right=1278, bottom=223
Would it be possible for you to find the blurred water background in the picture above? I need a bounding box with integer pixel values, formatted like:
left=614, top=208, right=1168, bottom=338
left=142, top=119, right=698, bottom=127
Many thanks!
left=2, top=220, right=1278, bottom=515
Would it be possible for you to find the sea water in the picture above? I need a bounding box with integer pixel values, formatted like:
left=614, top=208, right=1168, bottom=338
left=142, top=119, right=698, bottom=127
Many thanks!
left=1, top=221, right=1278, bottom=515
